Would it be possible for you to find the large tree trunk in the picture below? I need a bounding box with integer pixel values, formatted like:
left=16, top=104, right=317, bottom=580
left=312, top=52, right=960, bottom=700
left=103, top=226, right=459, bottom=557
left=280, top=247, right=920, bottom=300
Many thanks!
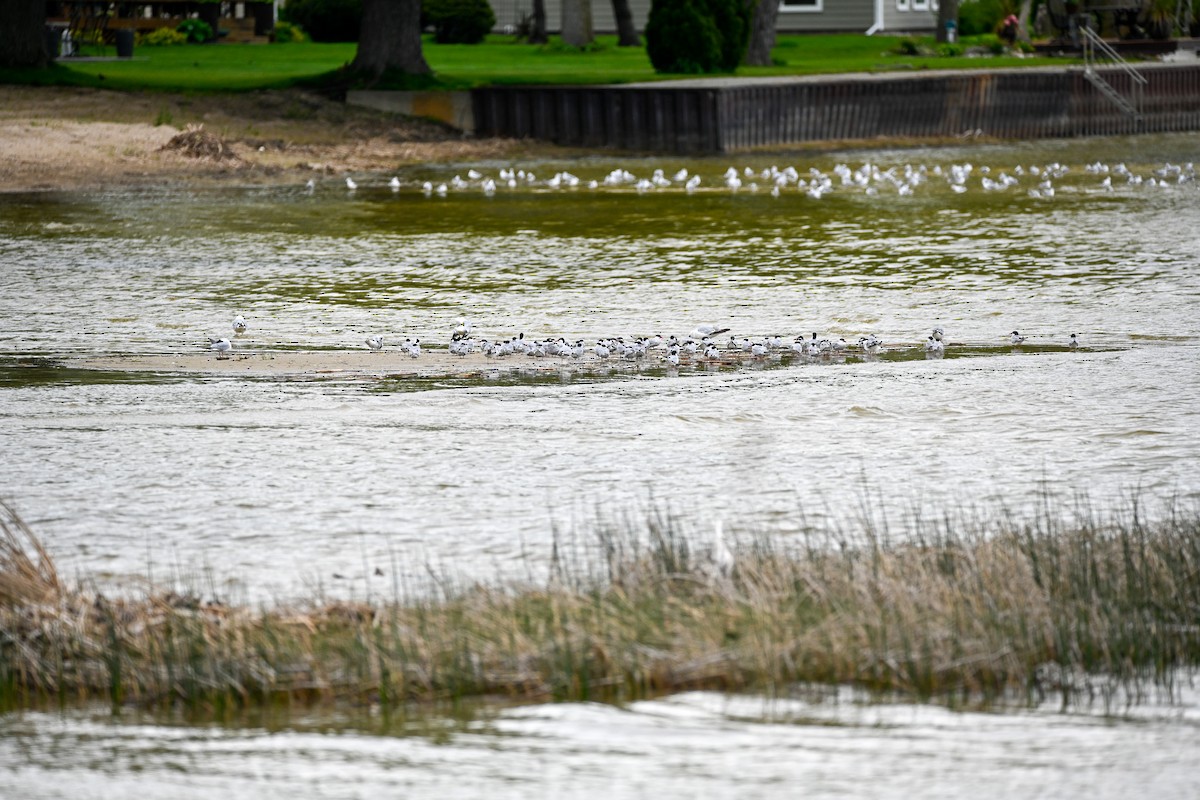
left=529, top=0, right=548, bottom=43
left=743, top=0, right=778, bottom=66
left=936, top=0, right=960, bottom=43
left=561, top=0, right=594, bottom=47
left=0, top=0, right=50, bottom=68
left=350, top=0, right=430, bottom=77
left=611, top=0, right=639, bottom=46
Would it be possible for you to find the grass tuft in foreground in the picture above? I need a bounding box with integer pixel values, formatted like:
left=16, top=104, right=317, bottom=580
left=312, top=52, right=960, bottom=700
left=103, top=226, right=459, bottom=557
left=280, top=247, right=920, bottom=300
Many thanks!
left=2, top=496, right=1198, bottom=716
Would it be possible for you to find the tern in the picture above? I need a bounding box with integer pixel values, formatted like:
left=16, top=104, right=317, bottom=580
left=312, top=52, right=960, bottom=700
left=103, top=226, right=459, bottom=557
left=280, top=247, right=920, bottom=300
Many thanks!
left=932, top=327, right=945, bottom=342
left=366, top=335, right=384, bottom=352
left=208, top=337, right=232, bottom=359
left=232, top=315, right=247, bottom=335
left=451, top=319, right=472, bottom=341
left=1068, top=333, right=1080, bottom=349
left=1010, top=330, right=1026, bottom=345
left=925, top=336, right=944, bottom=354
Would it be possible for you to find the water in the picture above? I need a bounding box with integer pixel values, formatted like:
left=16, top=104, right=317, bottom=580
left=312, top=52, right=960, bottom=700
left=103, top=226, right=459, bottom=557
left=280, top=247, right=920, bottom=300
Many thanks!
left=3, top=687, right=1199, bottom=799
left=1, top=135, right=1199, bottom=795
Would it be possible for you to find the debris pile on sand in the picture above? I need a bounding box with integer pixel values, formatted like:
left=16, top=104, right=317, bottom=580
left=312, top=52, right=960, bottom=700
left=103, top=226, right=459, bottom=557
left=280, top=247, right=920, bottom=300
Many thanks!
left=160, top=124, right=241, bottom=162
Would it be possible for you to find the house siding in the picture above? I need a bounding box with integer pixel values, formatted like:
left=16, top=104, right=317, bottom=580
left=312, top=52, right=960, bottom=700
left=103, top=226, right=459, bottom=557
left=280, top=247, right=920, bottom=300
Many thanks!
left=487, top=1, right=935, bottom=36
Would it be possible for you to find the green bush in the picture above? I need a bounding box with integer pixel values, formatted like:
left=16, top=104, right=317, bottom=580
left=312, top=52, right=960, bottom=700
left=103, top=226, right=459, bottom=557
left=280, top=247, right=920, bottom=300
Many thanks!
left=706, top=0, right=751, bottom=71
left=176, top=19, right=213, bottom=43
left=270, top=20, right=309, bottom=43
left=139, top=27, right=188, bottom=46
left=937, top=41, right=965, bottom=56
left=422, top=0, right=496, bottom=44
left=957, top=0, right=1008, bottom=37
left=646, top=0, right=748, bottom=74
left=280, top=0, right=362, bottom=42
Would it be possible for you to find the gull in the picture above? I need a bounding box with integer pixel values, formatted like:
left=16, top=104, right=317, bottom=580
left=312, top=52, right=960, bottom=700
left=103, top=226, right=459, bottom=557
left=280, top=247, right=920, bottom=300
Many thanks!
left=1068, top=333, right=1080, bottom=349
left=389, top=176, right=401, bottom=191
left=232, top=315, right=247, bottom=335
left=1010, top=330, right=1026, bottom=345
left=365, top=335, right=384, bottom=352
left=467, top=169, right=482, bottom=180
left=208, top=337, right=232, bottom=359
left=451, top=319, right=472, bottom=341
left=345, top=176, right=357, bottom=191
left=422, top=181, right=433, bottom=194
left=689, top=324, right=730, bottom=340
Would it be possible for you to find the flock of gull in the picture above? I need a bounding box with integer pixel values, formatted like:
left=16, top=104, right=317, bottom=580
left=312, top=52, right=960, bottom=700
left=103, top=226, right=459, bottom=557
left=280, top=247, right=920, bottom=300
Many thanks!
left=208, top=317, right=1081, bottom=365
left=311, top=160, right=1196, bottom=200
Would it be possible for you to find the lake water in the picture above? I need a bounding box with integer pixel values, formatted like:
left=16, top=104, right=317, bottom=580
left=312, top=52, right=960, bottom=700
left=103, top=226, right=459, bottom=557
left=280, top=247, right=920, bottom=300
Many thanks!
left=1, top=134, right=1199, bottom=796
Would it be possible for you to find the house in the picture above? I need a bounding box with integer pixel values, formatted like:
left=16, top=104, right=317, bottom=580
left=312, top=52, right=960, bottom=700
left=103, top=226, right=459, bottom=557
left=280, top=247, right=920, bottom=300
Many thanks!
left=488, top=0, right=939, bottom=37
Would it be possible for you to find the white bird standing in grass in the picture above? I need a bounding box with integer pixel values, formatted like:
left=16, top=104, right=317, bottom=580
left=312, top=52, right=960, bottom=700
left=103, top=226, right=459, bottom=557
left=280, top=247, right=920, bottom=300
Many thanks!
left=711, top=520, right=735, bottom=579
left=208, top=337, right=232, bottom=359
left=366, top=335, right=384, bottom=352
left=232, top=315, right=247, bottom=335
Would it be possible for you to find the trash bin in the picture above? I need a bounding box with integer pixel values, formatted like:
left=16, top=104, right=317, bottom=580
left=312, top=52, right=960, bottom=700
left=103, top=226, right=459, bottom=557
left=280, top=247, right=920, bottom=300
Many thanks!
left=945, top=20, right=957, bottom=44
left=115, top=28, right=134, bottom=58
left=44, top=26, right=62, bottom=59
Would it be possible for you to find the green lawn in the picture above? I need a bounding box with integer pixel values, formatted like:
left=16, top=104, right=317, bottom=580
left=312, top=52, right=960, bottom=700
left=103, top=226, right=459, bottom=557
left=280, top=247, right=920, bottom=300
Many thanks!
left=0, top=34, right=1071, bottom=93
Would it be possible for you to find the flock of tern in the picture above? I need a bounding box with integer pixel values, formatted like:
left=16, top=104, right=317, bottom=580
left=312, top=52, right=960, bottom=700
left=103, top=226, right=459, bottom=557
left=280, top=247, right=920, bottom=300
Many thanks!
left=208, top=318, right=1079, bottom=364
left=305, top=160, right=1197, bottom=200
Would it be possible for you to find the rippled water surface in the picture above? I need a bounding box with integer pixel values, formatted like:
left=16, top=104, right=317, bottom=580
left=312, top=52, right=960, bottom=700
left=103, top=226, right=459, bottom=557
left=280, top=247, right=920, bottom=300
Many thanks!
left=2, top=134, right=1199, bottom=796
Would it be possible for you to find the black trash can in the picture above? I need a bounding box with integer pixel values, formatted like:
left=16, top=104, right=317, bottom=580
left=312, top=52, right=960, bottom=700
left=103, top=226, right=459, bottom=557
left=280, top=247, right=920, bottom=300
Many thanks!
left=44, top=26, right=62, bottom=59
left=115, top=29, right=134, bottom=58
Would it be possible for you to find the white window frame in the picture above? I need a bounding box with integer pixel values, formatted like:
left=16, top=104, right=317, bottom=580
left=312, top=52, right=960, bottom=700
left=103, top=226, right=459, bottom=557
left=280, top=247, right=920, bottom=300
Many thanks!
left=912, top=0, right=929, bottom=10
left=896, top=0, right=910, bottom=10
left=779, top=0, right=823, bottom=13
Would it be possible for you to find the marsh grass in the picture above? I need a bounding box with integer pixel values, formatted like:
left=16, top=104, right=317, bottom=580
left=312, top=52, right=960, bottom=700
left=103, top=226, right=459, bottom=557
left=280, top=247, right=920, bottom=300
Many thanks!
left=2, top=496, right=1198, bottom=717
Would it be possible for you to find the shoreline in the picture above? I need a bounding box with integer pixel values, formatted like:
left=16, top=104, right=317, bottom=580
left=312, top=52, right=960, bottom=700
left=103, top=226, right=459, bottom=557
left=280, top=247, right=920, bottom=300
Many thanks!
left=0, top=86, right=532, bottom=194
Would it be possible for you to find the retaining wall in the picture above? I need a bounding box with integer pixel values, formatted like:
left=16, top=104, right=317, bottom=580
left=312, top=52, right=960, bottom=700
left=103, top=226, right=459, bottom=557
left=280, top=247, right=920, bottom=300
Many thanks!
left=470, top=64, right=1200, bottom=153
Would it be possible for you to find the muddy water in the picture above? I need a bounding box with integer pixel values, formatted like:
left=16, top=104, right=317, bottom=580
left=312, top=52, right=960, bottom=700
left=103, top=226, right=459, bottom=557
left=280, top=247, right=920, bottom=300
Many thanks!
left=1, top=134, right=1199, bottom=796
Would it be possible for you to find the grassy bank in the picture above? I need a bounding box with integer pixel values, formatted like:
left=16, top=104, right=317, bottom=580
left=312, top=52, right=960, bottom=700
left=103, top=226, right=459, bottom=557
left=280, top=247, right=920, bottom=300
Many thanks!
left=0, top=34, right=1071, bottom=93
left=2, top=498, right=1197, bottom=716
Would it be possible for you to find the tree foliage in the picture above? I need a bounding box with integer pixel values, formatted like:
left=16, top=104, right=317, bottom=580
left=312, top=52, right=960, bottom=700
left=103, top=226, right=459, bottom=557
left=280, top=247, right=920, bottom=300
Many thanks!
left=645, top=0, right=751, bottom=74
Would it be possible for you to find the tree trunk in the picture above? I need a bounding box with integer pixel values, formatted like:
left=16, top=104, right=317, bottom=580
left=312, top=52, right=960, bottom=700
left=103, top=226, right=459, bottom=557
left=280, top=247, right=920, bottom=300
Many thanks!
left=936, top=0, right=960, bottom=43
left=743, top=0, right=778, bottom=66
left=529, top=0, right=548, bottom=43
left=561, top=0, right=594, bottom=47
left=1016, top=0, right=1033, bottom=43
left=350, top=0, right=430, bottom=77
left=0, top=0, right=51, bottom=68
left=611, top=0, right=639, bottom=46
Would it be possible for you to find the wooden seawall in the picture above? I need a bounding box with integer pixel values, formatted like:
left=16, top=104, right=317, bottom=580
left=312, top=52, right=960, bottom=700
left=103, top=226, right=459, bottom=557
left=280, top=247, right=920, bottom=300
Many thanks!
left=471, top=65, right=1200, bottom=153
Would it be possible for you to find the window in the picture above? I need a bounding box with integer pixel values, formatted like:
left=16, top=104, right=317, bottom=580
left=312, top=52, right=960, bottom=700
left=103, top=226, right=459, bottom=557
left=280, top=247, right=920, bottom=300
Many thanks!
left=780, top=0, right=823, bottom=12
left=896, top=0, right=910, bottom=11
left=913, top=0, right=929, bottom=9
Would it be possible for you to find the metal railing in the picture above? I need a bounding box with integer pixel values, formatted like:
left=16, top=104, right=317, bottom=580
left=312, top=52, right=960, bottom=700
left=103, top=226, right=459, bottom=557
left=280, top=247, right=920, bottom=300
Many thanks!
left=1079, top=22, right=1147, bottom=121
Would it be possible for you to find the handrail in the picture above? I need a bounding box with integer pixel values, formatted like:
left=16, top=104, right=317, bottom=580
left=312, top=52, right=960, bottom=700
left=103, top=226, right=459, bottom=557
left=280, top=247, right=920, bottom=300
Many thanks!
left=1080, top=24, right=1147, bottom=86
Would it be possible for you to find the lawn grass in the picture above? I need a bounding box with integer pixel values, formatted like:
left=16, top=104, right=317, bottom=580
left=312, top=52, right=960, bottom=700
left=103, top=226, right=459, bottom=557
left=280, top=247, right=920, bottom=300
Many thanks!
left=0, top=34, right=1074, bottom=93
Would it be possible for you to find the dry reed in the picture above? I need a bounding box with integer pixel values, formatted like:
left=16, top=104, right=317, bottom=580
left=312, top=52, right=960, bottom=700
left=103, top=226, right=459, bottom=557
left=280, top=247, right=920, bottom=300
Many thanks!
left=1, top=498, right=1198, bottom=715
